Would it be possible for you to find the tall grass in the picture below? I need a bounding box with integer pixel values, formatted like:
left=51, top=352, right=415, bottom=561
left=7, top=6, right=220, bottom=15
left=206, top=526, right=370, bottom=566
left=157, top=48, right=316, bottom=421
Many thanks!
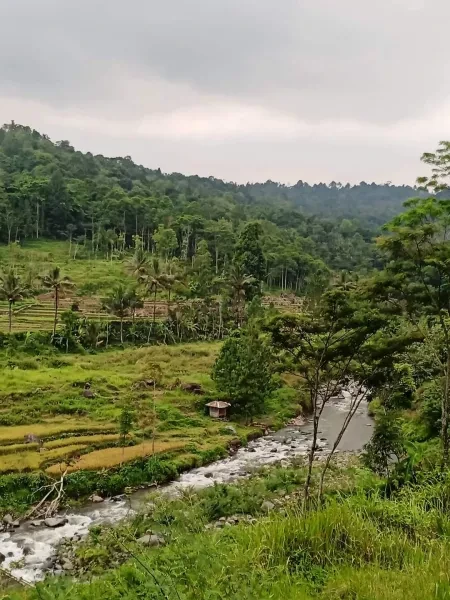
left=14, top=488, right=450, bottom=600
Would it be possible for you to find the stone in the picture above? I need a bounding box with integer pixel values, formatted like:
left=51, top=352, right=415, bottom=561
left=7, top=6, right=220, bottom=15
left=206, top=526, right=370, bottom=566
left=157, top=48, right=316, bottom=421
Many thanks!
left=224, top=521, right=233, bottom=527
left=3, top=514, right=14, bottom=525
left=30, top=520, right=43, bottom=527
left=137, top=534, right=166, bottom=547
left=62, top=560, right=74, bottom=571
left=111, top=494, right=126, bottom=502
left=0, top=552, right=5, bottom=564
left=204, top=472, right=214, bottom=478
left=44, top=517, right=68, bottom=528
left=270, top=448, right=278, bottom=453
left=22, top=545, right=34, bottom=556
left=90, top=494, right=104, bottom=503
left=214, top=521, right=224, bottom=529
left=43, top=557, right=56, bottom=571
left=261, top=501, right=275, bottom=512
left=11, top=520, right=20, bottom=528
left=247, top=447, right=256, bottom=453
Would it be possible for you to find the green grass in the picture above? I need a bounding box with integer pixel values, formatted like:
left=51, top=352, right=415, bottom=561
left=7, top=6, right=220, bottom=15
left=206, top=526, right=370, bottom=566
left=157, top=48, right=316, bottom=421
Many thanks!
left=8, top=465, right=450, bottom=599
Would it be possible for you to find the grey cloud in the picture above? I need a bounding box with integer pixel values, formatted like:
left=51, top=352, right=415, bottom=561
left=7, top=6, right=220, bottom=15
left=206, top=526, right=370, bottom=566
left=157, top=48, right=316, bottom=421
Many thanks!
left=2, top=0, right=449, bottom=121
left=0, top=0, right=449, bottom=183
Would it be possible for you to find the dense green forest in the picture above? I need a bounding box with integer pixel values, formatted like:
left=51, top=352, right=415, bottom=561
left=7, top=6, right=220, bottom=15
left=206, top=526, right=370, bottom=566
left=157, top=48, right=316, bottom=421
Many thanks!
left=0, top=122, right=418, bottom=288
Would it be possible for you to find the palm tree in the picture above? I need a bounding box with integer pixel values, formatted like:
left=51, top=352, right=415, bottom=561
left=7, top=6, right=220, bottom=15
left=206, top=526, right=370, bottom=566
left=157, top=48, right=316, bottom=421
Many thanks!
left=41, top=267, right=74, bottom=337
left=227, top=264, right=254, bottom=327
left=139, top=257, right=164, bottom=324
left=103, top=285, right=136, bottom=344
left=126, top=246, right=149, bottom=276
left=0, top=268, right=27, bottom=333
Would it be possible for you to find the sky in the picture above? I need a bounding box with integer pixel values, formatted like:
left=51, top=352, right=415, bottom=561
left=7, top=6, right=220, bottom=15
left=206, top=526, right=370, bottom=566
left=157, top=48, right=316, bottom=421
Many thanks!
left=0, top=0, right=448, bottom=185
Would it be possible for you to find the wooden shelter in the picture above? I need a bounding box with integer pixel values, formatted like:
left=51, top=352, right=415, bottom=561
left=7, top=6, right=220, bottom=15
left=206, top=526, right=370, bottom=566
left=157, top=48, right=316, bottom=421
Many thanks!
left=206, top=400, right=231, bottom=419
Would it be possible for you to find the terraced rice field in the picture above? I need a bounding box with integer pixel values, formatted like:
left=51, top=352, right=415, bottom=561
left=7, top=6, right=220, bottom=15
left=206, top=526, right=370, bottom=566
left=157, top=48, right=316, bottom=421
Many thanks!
left=0, top=298, right=169, bottom=333
left=0, top=343, right=260, bottom=478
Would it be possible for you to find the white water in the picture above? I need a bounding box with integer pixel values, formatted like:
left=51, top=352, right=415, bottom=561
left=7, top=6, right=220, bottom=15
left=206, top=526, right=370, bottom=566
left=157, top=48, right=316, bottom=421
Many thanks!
left=0, top=390, right=372, bottom=583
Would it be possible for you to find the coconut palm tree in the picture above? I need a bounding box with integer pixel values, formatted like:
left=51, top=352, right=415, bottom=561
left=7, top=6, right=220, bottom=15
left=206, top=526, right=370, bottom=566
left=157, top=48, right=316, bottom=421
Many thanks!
left=103, top=285, right=137, bottom=344
left=227, top=264, right=254, bottom=327
left=41, top=267, right=74, bottom=337
left=139, top=257, right=164, bottom=324
left=126, top=246, right=149, bottom=276
left=0, top=268, right=28, bottom=333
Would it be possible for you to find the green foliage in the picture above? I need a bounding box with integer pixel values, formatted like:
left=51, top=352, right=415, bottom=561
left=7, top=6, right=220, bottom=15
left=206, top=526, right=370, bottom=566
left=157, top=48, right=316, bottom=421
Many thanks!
left=363, top=412, right=406, bottom=477
left=233, top=221, right=265, bottom=299
left=212, top=329, right=277, bottom=420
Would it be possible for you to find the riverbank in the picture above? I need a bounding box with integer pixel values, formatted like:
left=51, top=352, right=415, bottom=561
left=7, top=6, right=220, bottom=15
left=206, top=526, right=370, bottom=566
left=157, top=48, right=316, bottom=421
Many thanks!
left=6, top=452, right=450, bottom=600
left=0, top=341, right=302, bottom=518
left=0, top=391, right=373, bottom=584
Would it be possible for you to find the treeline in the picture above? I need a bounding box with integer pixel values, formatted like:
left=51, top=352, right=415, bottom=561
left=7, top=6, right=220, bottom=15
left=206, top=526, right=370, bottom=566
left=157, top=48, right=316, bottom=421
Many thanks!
left=0, top=122, right=416, bottom=282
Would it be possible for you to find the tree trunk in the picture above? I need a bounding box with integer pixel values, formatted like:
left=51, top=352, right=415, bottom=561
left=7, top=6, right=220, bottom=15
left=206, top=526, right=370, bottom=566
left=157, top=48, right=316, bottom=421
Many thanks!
left=120, top=318, right=124, bottom=344
left=442, top=349, right=450, bottom=468
left=36, top=202, right=39, bottom=239
left=52, top=287, right=59, bottom=337
left=153, top=288, right=157, bottom=324
left=303, top=389, right=319, bottom=508
left=8, top=301, right=12, bottom=334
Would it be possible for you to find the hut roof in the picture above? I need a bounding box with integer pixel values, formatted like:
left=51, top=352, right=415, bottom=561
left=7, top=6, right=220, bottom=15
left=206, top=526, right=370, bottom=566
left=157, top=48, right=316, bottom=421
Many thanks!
left=205, top=401, right=231, bottom=409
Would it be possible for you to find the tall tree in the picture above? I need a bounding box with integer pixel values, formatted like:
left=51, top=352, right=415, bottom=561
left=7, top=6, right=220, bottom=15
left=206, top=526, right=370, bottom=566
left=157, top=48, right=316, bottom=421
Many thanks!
left=266, top=288, right=413, bottom=502
left=41, top=267, right=74, bottom=337
left=0, top=268, right=28, bottom=333
left=103, top=285, right=136, bottom=343
left=375, top=196, right=450, bottom=466
left=233, top=222, right=265, bottom=300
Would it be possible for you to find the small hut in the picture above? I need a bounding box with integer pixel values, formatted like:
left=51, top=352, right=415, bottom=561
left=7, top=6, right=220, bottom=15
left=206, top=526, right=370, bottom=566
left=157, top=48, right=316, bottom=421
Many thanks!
left=206, top=400, right=231, bottom=419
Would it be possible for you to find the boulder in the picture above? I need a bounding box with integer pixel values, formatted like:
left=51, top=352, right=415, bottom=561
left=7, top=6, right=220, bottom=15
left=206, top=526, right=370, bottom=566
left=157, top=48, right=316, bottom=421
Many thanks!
left=180, top=382, right=204, bottom=395
left=43, top=557, right=56, bottom=571
left=3, top=514, right=14, bottom=525
left=30, top=520, right=43, bottom=527
left=204, top=472, right=214, bottom=479
left=44, top=517, right=68, bottom=528
left=0, top=552, right=5, bottom=564
left=270, top=447, right=278, bottom=453
left=137, top=534, right=166, bottom=547
left=261, top=501, right=275, bottom=512
left=62, top=560, right=74, bottom=571
left=22, top=545, right=34, bottom=556
left=90, top=495, right=104, bottom=503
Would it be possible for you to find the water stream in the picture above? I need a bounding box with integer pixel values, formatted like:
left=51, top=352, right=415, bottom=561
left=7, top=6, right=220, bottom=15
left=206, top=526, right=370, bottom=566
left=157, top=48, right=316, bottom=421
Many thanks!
left=0, top=390, right=373, bottom=583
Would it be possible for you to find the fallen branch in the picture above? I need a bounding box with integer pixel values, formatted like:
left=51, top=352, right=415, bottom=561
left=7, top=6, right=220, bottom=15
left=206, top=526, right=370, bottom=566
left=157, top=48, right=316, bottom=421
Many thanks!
left=24, top=469, right=68, bottom=521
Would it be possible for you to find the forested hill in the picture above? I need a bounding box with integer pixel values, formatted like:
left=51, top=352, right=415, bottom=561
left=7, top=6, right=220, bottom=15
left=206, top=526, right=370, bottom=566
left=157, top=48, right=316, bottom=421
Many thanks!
left=0, top=122, right=416, bottom=277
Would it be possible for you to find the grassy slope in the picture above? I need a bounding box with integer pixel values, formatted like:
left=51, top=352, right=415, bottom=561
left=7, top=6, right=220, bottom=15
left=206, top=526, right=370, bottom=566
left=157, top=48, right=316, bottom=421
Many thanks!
left=6, top=463, right=450, bottom=600
left=0, top=341, right=299, bottom=514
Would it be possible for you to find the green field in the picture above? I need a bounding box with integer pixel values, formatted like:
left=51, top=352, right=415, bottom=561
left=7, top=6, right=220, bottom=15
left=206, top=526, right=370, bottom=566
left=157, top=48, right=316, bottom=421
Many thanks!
left=0, top=341, right=297, bottom=481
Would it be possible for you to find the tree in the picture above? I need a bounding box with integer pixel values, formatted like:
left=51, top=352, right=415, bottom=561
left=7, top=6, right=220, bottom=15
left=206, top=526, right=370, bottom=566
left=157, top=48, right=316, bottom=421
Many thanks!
left=266, top=288, right=414, bottom=503
left=191, top=239, right=213, bottom=297
left=212, top=328, right=276, bottom=422
left=227, top=264, right=254, bottom=327
left=233, top=222, right=265, bottom=299
left=41, top=267, right=74, bottom=337
left=153, top=225, right=178, bottom=259
left=126, top=246, right=149, bottom=276
left=375, top=196, right=450, bottom=466
left=119, top=405, right=135, bottom=465
left=0, top=268, right=28, bottom=333
left=139, top=257, right=164, bottom=325
left=363, top=412, right=406, bottom=478
left=103, top=285, right=136, bottom=343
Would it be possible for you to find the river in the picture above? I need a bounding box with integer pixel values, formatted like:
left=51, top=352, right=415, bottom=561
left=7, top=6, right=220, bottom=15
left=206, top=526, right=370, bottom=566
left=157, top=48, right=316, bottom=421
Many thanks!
left=0, top=389, right=373, bottom=583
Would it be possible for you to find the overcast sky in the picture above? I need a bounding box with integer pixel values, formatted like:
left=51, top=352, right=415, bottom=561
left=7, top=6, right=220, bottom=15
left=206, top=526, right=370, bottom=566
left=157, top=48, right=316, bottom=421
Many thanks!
left=0, top=0, right=448, bottom=185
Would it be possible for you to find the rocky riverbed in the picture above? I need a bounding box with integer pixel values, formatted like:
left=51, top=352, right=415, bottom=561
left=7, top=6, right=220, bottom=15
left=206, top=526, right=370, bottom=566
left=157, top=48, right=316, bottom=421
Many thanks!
left=0, top=389, right=373, bottom=583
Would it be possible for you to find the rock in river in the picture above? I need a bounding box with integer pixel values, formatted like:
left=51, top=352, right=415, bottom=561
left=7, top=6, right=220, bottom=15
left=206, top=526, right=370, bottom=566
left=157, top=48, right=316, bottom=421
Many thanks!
left=44, top=517, right=68, bottom=528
